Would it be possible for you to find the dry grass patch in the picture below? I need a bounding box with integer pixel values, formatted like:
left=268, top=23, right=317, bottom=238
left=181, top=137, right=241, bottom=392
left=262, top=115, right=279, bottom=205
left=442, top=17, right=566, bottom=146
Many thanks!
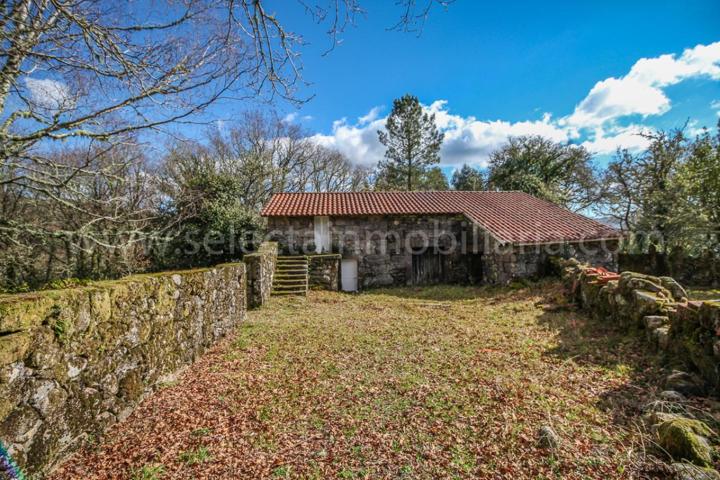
left=51, top=282, right=665, bottom=479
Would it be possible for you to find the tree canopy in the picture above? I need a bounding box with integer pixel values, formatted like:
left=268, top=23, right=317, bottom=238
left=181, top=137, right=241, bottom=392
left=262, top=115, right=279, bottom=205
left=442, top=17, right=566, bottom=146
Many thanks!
left=0, top=1, right=452, bottom=290
left=486, top=135, right=599, bottom=211
left=452, top=164, right=485, bottom=191
left=376, top=94, right=444, bottom=191
left=600, top=125, right=720, bottom=254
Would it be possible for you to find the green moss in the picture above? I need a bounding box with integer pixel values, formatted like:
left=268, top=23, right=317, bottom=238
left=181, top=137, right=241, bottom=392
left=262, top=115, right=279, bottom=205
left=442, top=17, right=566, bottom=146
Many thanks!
left=689, top=290, right=720, bottom=301
left=41, top=278, right=91, bottom=291
left=0, top=263, right=242, bottom=336
left=0, top=332, right=31, bottom=367
left=53, top=317, right=69, bottom=343
left=0, top=295, right=55, bottom=333
left=682, top=330, right=719, bottom=388
left=657, top=417, right=716, bottom=466
left=2, top=263, right=244, bottom=298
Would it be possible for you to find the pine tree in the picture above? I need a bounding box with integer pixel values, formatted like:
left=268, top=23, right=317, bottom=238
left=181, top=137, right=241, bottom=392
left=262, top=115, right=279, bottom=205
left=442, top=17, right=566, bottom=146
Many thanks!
left=451, top=164, right=485, bottom=190
left=376, top=95, right=444, bottom=191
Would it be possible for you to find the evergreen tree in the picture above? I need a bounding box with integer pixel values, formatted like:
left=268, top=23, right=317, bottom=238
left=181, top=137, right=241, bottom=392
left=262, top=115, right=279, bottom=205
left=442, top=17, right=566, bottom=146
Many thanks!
left=487, top=135, right=599, bottom=211
left=376, top=94, right=444, bottom=191
left=452, top=164, right=485, bottom=190
left=681, top=123, right=720, bottom=251
left=420, top=167, right=450, bottom=190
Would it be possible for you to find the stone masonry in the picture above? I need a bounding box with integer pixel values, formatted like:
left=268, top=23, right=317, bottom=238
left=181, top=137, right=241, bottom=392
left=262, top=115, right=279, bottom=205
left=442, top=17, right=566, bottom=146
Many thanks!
left=308, top=255, right=341, bottom=291
left=0, top=263, right=247, bottom=475
left=268, top=214, right=618, bottom=288
left=244, top=242, right=278, bottom=308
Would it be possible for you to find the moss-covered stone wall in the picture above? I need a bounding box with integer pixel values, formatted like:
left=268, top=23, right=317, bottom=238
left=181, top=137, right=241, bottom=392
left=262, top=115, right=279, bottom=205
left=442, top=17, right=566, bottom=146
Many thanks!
left=0, top=263, right=247, bottom=476
left=484, top=240, right=619, bottom=285
left=244, top=242, right=278, bottom=308
left=562, top=260, right=720, bottom=394
left=619, top=251, right=720, bottom=287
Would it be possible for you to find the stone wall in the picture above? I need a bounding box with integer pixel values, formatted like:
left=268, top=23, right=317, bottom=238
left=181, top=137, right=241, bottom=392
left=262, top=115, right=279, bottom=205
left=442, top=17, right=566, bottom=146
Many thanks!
left=619, top=251, right=720, bottom=287
left=308, top=255, right=340, bottom=291
left=244, top=242, right=278, bottom=308
left=562, top=261, right=720, bottom=473
left=562, top=260, right=720, bottom=394
left=484, top=240, right=619, bottom=285
left=268, top=214, right=483, bottom=288
left=0, top=263, right=247, bottom=475
left=268, top=214, right=618, bottom=288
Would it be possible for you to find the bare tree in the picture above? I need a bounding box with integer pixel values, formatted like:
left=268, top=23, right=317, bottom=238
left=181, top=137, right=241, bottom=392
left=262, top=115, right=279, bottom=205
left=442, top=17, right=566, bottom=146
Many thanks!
left=155, top=112, right=370, bottom=269
left=0, top=141, right=159, bottom=287
left=0, top=0, right=452, bottom=287
left=0, top=0, right=453, bottom=172
left=165, top=111, right=369, bottom=212
left=303, top=144, right=371, bottom=192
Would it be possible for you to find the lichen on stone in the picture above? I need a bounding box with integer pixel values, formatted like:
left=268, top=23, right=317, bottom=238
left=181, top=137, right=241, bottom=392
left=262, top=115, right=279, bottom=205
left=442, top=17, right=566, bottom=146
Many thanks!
left=0, top=262, right=248, bottom=475
left=656, top=416, right=716, bottom=466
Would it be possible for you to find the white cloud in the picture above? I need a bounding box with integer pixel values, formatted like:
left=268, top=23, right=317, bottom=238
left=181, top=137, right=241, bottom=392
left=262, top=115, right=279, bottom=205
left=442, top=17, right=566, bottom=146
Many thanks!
left=282, top=112, right=299, bottom=123
left=358, top=106, right=383, bottom=125
left=310, top=115, right=387, bottom=166
left=711, top=100, right=720, bottom=116
left=565, top=77, right=671, bottom=128
left=312, top=103, right=571, bottom=168
left=282, top=112, right=313, bottom=123
left=566, top=42, right=720, bottom=128
left=311, top=42, right=720, bottom=168
left=686, top=119, right=708, bottom=138
left=580, top=124, right=653, bottom=154
left=435, top=110, right=571, bottom=167
left=24, top=77, right=71, bottom=110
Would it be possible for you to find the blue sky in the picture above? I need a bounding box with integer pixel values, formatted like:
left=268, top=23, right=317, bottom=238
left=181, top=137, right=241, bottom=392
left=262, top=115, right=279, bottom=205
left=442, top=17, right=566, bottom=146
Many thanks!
left=152, top=1, right=718, bottom=173
left=224, top=0, right=719, bottom=172
left=15, top=1, right=720, bottom=173
left=287, top=1, right=719, bottom=123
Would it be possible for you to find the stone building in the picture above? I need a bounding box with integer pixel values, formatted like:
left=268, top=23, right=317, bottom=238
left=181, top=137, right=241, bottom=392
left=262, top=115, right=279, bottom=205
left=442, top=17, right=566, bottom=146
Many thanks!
left=261, top=191, right=621, bottom=291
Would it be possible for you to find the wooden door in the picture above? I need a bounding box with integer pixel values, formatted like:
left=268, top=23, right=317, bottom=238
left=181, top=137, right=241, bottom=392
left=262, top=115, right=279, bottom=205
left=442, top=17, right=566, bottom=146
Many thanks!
left=411, top=251, right=448, bottom=285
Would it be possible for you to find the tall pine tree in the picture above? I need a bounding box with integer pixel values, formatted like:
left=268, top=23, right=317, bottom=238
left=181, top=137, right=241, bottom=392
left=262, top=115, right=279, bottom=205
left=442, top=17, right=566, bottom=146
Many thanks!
left=376, top=95, right=444, bottom=191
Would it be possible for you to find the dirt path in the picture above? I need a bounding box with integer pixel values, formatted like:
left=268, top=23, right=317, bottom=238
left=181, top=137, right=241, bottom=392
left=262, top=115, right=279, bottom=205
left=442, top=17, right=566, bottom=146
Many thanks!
left=50, top=283, right=663, bottom=479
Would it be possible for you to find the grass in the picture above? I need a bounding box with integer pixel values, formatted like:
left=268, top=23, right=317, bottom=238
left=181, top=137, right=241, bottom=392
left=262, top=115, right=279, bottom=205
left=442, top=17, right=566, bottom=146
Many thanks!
left=178, top=446, right=211, bottom=465
left=51, top=281, right=665, bottom=479
left=131, top=463, right=165, bottom=480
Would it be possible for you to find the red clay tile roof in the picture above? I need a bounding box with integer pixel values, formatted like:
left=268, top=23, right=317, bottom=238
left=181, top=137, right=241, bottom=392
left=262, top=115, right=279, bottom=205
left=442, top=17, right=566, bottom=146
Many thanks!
left=261, top=191, right=622, bottom=245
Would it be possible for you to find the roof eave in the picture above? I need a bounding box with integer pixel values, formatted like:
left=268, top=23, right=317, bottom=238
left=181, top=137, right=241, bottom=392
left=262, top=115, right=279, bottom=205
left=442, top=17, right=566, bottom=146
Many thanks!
left=510, top=235, right=624, bottom=247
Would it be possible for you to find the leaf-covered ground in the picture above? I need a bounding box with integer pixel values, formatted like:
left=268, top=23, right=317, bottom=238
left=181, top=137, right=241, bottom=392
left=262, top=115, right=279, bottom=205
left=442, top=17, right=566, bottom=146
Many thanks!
left=51, top=282, right=667, bottom=479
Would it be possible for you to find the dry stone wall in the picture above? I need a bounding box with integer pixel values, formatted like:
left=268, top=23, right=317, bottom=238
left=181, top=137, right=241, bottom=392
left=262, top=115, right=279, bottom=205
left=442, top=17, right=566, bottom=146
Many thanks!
left=484, top=240, right=619, bottom=285
left=244, top=242, right=278, bottom=308
left=562, top=260, right=720, bottom=472
left=619, top=251, right=720, bottom=287
left=0, top=263, right=247, bottom=476
left=562, top=260, right=720, bottom=393
left=308, top=255, right=340, bottom=291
